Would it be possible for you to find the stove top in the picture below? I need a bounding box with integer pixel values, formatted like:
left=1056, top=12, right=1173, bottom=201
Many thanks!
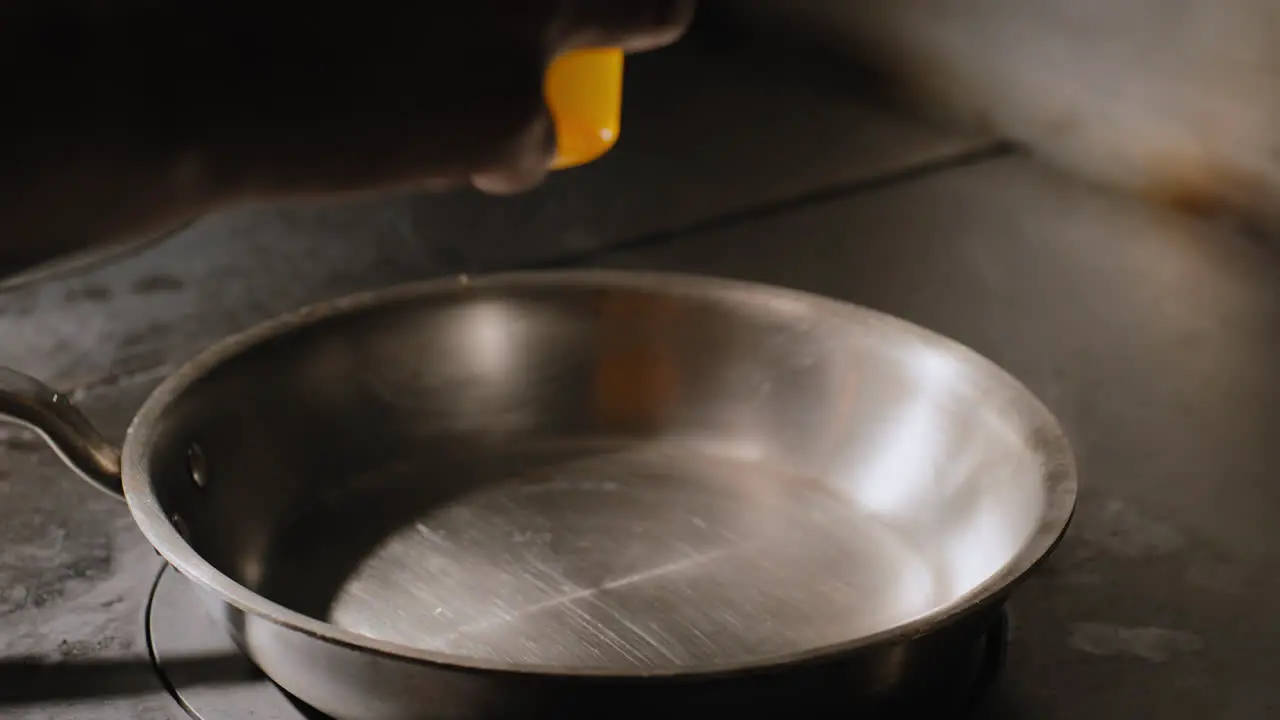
left=6, top=37, right=1278, bottom=720
left=146, top=566, right=1010, bottom=719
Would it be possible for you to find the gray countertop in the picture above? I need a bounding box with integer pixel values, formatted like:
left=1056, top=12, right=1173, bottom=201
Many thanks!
left=2, top=41, right=1278, bottom=719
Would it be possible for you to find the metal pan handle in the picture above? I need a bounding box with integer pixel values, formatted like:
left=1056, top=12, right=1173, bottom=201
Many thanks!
left=0, top=368, right=125, bottom=500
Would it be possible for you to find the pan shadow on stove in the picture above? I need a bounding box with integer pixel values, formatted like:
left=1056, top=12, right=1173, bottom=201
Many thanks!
left=0, top=652, right=1022, bottom=718
left=0, top=653, right=249, bottom=706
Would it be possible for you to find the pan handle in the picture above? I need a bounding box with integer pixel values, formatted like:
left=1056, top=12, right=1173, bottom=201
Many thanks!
left=0, top=368, right=125, bottom=500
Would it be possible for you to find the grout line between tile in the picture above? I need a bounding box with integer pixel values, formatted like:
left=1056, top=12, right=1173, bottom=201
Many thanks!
left=57, top=141, right=1017, bottom=397
left=524, top=141, right=1017, bottom=271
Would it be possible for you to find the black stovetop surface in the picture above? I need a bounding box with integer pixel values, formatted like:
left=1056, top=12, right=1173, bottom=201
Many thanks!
left=4, top=39, right=1280, bottom=720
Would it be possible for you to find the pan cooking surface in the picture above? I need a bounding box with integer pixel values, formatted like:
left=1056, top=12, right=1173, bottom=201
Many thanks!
left=256, top=440, right=973, bottom=670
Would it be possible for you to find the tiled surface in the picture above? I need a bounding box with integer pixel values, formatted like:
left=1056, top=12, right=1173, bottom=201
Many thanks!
left=0, top=41, right=991, bottom=390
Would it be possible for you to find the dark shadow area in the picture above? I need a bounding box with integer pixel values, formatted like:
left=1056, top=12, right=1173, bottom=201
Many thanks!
left=283, top=693, right=335, bottom=720
left=0, top=653, right=252, bottom=706
left=0, top=648, right=1018, bottom=717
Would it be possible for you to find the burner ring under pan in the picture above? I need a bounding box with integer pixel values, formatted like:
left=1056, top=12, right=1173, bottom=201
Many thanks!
left=147, top=565, right=1010, bottom=719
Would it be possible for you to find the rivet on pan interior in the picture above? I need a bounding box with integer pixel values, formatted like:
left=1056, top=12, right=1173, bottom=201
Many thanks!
left=170, top=514, right=190, bottom=541
left=188, top=443, right=208, bottom=489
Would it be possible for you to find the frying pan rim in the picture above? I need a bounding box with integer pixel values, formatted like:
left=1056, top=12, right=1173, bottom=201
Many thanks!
left=121, top=268, right=1078, bottom=679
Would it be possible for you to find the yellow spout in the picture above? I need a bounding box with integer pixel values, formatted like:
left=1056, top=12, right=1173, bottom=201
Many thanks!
left=545, top=48, right=624, bottom=170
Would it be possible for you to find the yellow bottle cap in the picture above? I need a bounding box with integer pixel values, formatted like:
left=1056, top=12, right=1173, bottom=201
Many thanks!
left=544, top=48, right=624, bottom=170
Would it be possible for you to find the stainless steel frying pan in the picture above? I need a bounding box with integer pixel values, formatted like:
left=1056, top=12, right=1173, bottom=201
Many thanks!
left=0, top=271, right=1076, bottom=719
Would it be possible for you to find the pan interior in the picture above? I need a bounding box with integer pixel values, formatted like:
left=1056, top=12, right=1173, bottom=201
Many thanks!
left=142, top=278, right=1057, bottom=672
